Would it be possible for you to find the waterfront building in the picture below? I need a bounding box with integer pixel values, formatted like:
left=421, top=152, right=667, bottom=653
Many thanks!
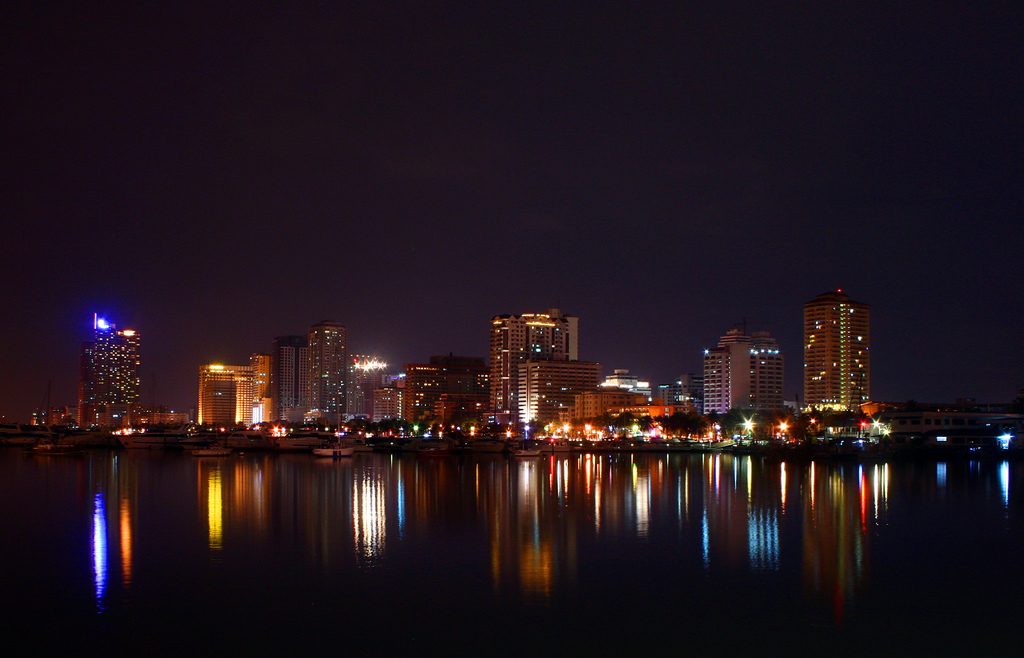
left=654, top=374, right=705, bottom=414
left=517, top=359, right=600, bottom=425
left=307, top=321, right=347, bottom=422
left=197, top=363, right=255, bottom=426
left=77, top=314, right=141, bottom=427
left=271, top=335, right=309, bottom=423
left=372, top=385, right=403, bottom=422
left=403, top=354, right=488, bottom=423
left=489, top=308, right=579, bottom=424
left=250, top=353, right=272, bottom=424
left=681, top=373, right=704, bottom=414
left=879, top=410, right=1023, bottom=448
left=573, top=389, right=649, bottom=420
left=347, top=355, right=389, bottom=418
left=126, top=404, right=190, bottom=426
left=601, top=368, right=652, bottom=400
left=703, top=328, right=784, bottom=414
left=607, top=403, right=693, bottom=418
left=803, top=289, right=871, bottom=411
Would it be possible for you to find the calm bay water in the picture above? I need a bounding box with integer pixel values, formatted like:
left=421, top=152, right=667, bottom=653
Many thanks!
left=1, top=448, right=1020, bottom=655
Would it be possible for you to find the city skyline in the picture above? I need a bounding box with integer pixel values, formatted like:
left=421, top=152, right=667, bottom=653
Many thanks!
left=0, top=284, right=1020, bottom=422
left=3, top=4, right=1022, bottom=420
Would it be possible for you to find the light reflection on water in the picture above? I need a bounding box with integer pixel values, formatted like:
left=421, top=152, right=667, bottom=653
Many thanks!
left=5, top=449, right=1024, bottom=653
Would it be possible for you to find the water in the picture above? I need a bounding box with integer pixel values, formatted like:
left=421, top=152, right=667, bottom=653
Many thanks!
left=1, top=449, right=1020, bottom=655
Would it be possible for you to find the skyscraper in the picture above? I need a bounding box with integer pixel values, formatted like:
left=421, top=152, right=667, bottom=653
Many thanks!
left=518, top=359, right=600, bottom=425
left=78, top=314, right=141, bottom=427
left=703, top=328, right=784, bottom=414
left=489, top=308, right=579, bottom=424
left=346, top=355, right=389, bottom=418
left=271, top=335, right=308, bottom=423
left=403, top=355, right=489, bottom=423
left=250, top=353, right=272, bottom=424
left=803, top=289, right=871, bottom=411
left=197, top=363, right=254, bottom=426
left=307, top=321, right=347, bottom=421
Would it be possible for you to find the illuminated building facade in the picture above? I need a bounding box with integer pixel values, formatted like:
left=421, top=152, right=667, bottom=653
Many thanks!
left=803, top=290, right=871, bottom=411
left=517, top=359, right=600, bottom=425
left=489, top=308, right=579, bottom=424
left=250, top=353, right=272, bottom=424
left=600, top=368, right=652, bottom=400
left=197, top=363, right=255, bottom=426
left=573, top=389, right=649, bottom=420
left=307, top=321, right=347, bottom=421
left=347, top=355, right=389, bottom=418
left=78, top=314, right=141, bottom=427
left=403, top=355, right=488, bottom=423
left=655, top=373, right=704, bottom=414
left=703, top=328, right=784, bottom=414
left=270, top=335, right=308, bottom=423
left=372, top=385, right=403, bottom=422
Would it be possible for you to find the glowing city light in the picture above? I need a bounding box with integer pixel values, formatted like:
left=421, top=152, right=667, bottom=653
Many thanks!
left=353, top=357, right=388, bottom=371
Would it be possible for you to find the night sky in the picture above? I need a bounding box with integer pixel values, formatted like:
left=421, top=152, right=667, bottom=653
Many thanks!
left=3, top=3, right=1022, bottom=420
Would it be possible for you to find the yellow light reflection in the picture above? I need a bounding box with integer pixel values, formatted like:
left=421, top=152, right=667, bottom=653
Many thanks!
left=119, top=497, right=132, bottom=585
left=207, top=467, right=223, bottom=551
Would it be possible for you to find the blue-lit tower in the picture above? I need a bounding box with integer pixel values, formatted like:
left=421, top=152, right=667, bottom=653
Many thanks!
left=77, top=314, right=141, bottom=427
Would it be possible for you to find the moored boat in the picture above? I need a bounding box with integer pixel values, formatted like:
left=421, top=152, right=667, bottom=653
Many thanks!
left=191, top=446, right=233, bottom=457
left=416, top=439, right=453, bottom=456
left=32, top=441, right=83, bottom=455
left=223, top=430, right=274, bottom=451
left=313, top=446, right=355, bottom=458
left=469, top=439, right=507, bottom=453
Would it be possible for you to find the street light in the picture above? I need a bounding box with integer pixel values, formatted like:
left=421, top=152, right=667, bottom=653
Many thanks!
left=743, top=418, right=754, bottom=441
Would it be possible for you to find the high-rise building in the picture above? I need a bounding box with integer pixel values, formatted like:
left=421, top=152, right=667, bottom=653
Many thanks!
left=250, top=353, right=272, bottom=424
left=680, top=373, right=704, bottom=415
left=347, top=355, right=389, bottom=418
left=803, top=289, right=871, bottom=411
left=307, top=321, right=347, bottom=421
left=271, top=335, right=308, bottom=423
left=78, top=314, right=141, bottom=427
left=403, top=355, right=489, bottom=423
left=489, top=308, right=579, bottom=424
left=372, top=386, right=403, bottom=422
left=197, top=363, right=255, bottom=426
left=703, top=328, right=784, bottom=414
left=518, top=359, right=600, bottom=425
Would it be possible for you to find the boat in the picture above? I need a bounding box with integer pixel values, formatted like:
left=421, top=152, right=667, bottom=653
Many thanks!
left=416, top=439, right=453, bottom=456
left=469, top=438, right=508, bottom=453
left=342, top=438, right=373, bottom=453
left=32, top=440, right=83, bottom=455
left=0, top=423, right=55, bottom=446
left=223, top=430, right=274, bottom=451
left=312, top=445, right=355, bottom=458
left=191, top=446, right=233, bottom=457
left=510, top=437, right=541, bottom=457
left=271, top=433, right=326, bottom=452
left=118, top=432, right=189, bottom=449
left=540, top=439, right=573, bottom=454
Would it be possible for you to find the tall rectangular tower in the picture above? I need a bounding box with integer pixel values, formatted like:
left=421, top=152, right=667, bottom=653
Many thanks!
left=77, top=314, right=141, bottom=427
left=271, top=335, right=309, bottom=422
left=307, top=321, right=347, bottom=421
left=703, top=328, right=784, bottom=414
left=489, top=308, right=579, bottom=425
left=197, top=363, right=255, bottom=426
left=803, top=289, right=871, bottom=411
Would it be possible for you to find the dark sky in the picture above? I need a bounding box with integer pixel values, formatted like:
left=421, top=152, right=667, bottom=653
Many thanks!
left=3, top=2, right=1022, bottom=420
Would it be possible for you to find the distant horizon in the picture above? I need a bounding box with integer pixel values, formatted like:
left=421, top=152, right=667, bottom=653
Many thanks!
left=4, top=292, right=1020, bottom=423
